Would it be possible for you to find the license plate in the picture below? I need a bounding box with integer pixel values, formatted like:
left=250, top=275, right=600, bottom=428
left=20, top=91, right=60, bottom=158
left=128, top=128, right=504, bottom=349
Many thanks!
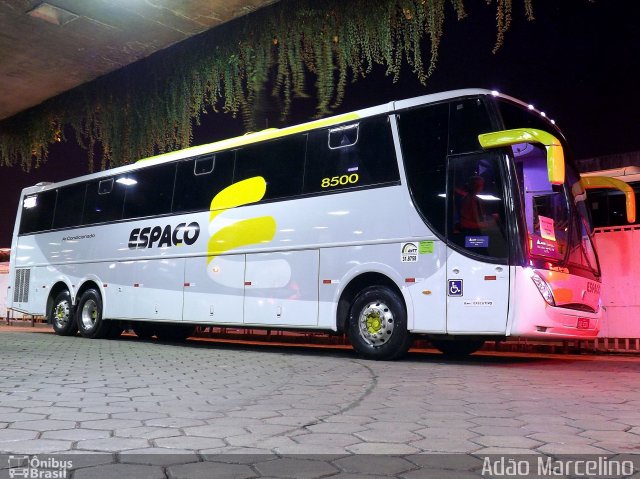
left=577, top=318, right=590, bottom=329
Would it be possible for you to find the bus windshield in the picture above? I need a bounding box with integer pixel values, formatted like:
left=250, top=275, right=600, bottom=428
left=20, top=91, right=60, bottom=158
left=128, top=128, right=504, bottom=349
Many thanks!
left=497, top=100, right=599, bottom=276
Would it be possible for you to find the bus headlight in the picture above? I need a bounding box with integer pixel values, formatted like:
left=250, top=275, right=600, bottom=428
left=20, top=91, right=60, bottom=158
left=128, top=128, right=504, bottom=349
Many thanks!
left=529, top=270, right=556, bottom=306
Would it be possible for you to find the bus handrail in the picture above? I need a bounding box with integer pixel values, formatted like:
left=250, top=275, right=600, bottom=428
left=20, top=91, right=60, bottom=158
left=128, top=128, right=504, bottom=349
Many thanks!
left=478, top=128, right=565, bottom=185
left=582, top=175, right=636, bottom=223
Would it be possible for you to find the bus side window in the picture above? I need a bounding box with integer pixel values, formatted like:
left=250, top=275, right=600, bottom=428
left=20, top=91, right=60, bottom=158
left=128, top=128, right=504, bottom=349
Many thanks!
left=19, top=189, right=57, bottom=234
left=83, top=177, right=127, bottom=225
left=53, top=183, right=86, bottom=229
left=234, top=135, right=306, bottom=201
left=122, top=163, right=176, bottom=220
left=448, top=98, right=494, bottom=155
left=304, top=115, right=399, bottom=194
left=328, top=124, right=359, bottom=149
left=397, top=102, right=449, bottom=238
left=194, top=156, right=215, bottom=175
left=173, top=152, right=234, bottom=213
left=98, top=179, right=113, bottom=195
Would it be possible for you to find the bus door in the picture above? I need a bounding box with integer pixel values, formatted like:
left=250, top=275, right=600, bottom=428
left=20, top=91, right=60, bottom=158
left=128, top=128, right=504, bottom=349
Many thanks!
left=445, top=153, right=510, bottom=333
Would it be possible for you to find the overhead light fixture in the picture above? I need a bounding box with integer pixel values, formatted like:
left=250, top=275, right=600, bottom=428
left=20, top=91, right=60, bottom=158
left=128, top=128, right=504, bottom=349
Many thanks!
left=27, top=3, right=78, bottom=26
left=116, top=177, right=137, bottom=186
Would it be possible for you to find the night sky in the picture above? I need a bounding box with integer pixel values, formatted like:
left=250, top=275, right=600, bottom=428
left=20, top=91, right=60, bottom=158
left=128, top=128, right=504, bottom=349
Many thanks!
left=0, top=0, right=638, bottom=246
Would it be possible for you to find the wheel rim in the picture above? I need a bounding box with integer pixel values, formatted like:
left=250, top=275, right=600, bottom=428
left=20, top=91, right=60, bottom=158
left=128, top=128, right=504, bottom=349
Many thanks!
left=53, top=300, right=70, bottom=329
left=358, top=300, right=394, bottom=347
left=81, top=299, right=98, bottom=330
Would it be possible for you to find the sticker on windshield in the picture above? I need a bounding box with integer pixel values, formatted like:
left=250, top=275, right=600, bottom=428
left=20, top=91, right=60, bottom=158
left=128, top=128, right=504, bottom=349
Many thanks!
left=539, top=215, right=556, bottom=241
left=465, top=236, right=489, bottom=248
left=530, top=235, right=561, bottom=259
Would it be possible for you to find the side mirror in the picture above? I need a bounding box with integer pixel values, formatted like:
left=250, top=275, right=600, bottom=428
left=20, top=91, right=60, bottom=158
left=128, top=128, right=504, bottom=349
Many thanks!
left=478, top=128, right=565, bottom=185
left=582, top=175, right=636, bottom=224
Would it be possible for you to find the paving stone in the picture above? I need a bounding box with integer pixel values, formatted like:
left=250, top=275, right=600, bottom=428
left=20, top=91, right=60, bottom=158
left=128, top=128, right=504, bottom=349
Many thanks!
left=154, top=435, right=225, bottom=450
left=183, top=424, right=247, bottom=438
left=306, top=422, right=366, bottom=434
left=0, top=413, right=46, bottom=422
left=48, top=412, right=110, bottom=421
left=293, top=433, right=360, bottom=447
left=75, top=437, right=150, bottom=452
left=145, top=417, right=206, bottom=428
left=0, top=429, right=38, bottom=442
left=81, top=419, right=144, bottom=430
left=115, top=426, right=182, bottom=440
left=73, top=463, right=165, bottom=479
left=112, top=412, right=168, bottom=421
left=346, top=443, right=421, bottom=454
left=333, top=455, right=415, bottom=475
left=120, top=448, right=199, bottom=465
left=536, top=443, right=612, bottom=454
left=255, top=458, right=338, bottom=479
left=167, top=461, right=255, bottom=479
left=471, top=435, right=542, bottom=449
left=355, top=428, right=422, bottom=443
left=10, top=419, right=77, bottom=431
left=41, top=429, right=111, bottom=441
left=0, top=439, right=72, bottom=454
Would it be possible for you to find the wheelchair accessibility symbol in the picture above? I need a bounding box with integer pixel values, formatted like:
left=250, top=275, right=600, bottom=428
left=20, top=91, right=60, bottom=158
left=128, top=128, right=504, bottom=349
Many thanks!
left=448, top=279, right=463, bottom=297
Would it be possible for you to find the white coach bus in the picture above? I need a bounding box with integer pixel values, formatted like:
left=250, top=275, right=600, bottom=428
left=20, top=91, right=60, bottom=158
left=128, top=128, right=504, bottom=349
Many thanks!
left=7, top=89, right=605, bottom=359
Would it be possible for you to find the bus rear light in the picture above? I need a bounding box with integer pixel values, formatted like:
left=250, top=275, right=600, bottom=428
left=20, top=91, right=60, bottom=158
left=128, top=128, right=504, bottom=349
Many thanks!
left=527, top=270, right=556, bottom=306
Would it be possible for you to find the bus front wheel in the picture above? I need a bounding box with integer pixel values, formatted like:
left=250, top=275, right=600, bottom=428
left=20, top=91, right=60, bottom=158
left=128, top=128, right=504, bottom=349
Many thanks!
left=347, top=286, right=412, bottom=360
left=76, top=289, right=111, bottom=339
left=50, top=291, right=77, bottom=336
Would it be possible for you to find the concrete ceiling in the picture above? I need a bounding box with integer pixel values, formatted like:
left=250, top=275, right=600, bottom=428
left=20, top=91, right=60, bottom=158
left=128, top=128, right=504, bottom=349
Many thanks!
left=0, top=0, right=278, bottom=121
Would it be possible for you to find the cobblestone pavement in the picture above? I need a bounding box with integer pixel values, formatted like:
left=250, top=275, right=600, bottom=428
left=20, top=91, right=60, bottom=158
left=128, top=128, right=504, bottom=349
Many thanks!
left=0, top=329, right=639, bottom=478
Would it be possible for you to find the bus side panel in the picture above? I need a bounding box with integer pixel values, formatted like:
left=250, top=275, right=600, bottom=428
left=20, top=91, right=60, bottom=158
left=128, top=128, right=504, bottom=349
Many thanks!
left=318, top=242, right=446, bottom=333
left=184, top=254, right=245, bottom=324
left=244, top=249, right=319, bottom=326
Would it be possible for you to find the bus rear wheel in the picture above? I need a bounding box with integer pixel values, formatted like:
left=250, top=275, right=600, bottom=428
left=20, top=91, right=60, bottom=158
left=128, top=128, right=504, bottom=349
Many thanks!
left=76, top=289, right=111, bottom=339
left=347, top=286, right=412, bottom=360
left=431, top=339, right=485, bottom=357
left=50, top=291, right=77, bottom=336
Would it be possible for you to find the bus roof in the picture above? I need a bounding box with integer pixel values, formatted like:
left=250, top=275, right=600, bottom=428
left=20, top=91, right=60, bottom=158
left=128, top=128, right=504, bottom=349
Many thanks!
left=21, top=88, right=538, bottom=196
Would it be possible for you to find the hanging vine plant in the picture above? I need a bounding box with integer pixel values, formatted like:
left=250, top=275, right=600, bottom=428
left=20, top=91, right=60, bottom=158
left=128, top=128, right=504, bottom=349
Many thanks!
left=0, top=0, right=535, bottom=171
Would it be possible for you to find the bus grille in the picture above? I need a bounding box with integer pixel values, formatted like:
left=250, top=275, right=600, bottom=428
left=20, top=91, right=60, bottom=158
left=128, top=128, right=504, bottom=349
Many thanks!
left=13, top=269, right=30, bottom=303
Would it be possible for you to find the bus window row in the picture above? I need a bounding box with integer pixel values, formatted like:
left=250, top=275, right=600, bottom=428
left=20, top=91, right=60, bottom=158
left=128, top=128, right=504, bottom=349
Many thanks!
left=19, top=116, right=400, bottom=235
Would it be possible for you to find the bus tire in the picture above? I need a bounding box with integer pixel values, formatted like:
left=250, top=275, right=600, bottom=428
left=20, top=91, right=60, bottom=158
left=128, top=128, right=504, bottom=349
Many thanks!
left=76, top=289, right=111, bottom=339
left=50, top=291, right=77, bottom=336
left=431, top=339, right=484, bottom=357
left=347, top=286, right=412, bottom=360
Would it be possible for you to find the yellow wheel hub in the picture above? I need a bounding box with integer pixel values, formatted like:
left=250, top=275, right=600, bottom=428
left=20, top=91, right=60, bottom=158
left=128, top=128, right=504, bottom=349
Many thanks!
left=366, top=314, right=382, bottom=334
